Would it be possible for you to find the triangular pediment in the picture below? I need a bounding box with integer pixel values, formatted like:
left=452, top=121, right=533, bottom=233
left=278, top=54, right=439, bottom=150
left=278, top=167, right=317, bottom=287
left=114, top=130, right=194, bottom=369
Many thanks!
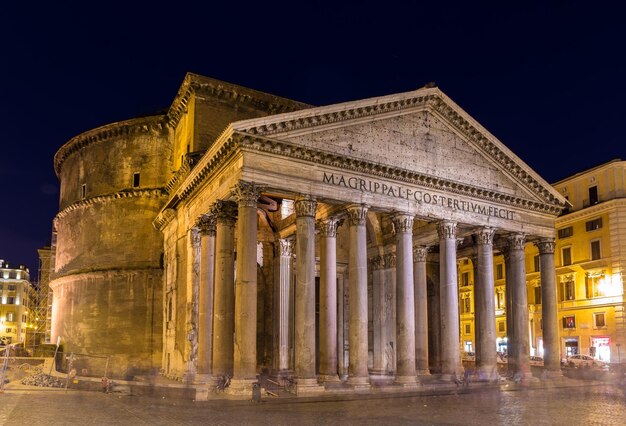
left=231, top=88, right=567, bottom=213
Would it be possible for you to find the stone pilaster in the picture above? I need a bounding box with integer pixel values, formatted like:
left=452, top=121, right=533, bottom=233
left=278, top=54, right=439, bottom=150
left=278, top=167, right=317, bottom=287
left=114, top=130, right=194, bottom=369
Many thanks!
left=346, top=204, right=371, bottom=388
left=536, top=238, right=561, bottom=376
left=437, top=220, right=463, bottom=379
left=211, top=201, right=237, bottom=378
left=184, top=227, right=201, bottom=384
left=391, top=213, right=417, bottom=386
left=229, top=181, right=262, bottom=396
left=474, top=227, right=498, bottom=381
left=507, top=233, right=531, bottom=381
left=196, top=214, right=216, bottom=380
left=274, top=238, right=294, bottom=376
left=413, top=246, right=430, bottom=375
left=293, top=195, right=324, bottom=393
left=318, top=217, right=341, bottom=383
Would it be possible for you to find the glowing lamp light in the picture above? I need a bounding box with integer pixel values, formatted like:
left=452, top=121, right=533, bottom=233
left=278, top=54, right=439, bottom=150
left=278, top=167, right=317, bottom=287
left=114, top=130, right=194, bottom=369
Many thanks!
left=599, top=274, right=623, bottom=297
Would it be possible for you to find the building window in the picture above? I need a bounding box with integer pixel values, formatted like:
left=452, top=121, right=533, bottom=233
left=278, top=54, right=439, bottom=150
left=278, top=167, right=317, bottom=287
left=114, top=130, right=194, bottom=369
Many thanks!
left=5, top=328, right=12, bottom=333
left=560, top=278, right=575, bottom=301
left=460, top=272, right=470, bottom=287
left=496, top=291, right=505, bottom=309
left=167, top=298, right=173, bottom=322
left=6, top=312, right=15, bottom=322
left=585, top=273, right=606, bottom=298
left=460, top=295, right=471, bottom=314
left=594, top=312, right=606, bottom=328
left=558, top=226, right=573, bottom=239
left=563, top=315, right=576, bottom=329
left=588, top=186, right=599, bottom=205
left=6, top=297, right=14, bottom=304
left=133, top=172, right=140, bottom=188
left=464, top=323, right=471, bottom=335
left=496, top=263, right=504, bottom=280
left=8, top=285, right=16, bottom=291
left=562, top=247, right=572, bottom=266
left=534, top=255, right=540, bottom=272
left=539, top=318, right=543, bottom=330
left=498, top=321, right=505, bottom=332
left=586, top=218, right=602, bottom=231
left=534, top=286, right=542, bottom=304
left=81, top=184, right=86, bottom=199
left=590, top=240, right=601, bottom=260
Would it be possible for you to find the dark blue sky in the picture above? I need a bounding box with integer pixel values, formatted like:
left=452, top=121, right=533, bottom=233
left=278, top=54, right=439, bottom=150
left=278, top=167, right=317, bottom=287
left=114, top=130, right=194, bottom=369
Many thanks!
left=1, top=2, right=624, bottom=273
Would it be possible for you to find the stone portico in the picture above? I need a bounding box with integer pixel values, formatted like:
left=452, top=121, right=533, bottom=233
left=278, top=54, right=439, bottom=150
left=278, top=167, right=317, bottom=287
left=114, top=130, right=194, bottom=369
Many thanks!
left=155, top=86, right=567, bottom=397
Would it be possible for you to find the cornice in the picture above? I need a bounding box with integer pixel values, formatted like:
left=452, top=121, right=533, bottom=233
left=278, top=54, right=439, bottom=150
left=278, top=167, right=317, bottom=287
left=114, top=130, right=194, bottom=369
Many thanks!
left=556, top=198, right=626, bottom=226
left=53, top=188, right=167, bottom=227
left=172, top=129, right=564, bottom=216
left=166, top=73, right=311, bottom=129
left=231, top=89, right=566, bottom=210
left=54, top=115, right=167, bottom=177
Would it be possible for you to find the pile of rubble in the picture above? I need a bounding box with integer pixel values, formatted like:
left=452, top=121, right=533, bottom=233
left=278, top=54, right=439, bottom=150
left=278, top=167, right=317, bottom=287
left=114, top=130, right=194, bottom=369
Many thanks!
left=20, top=366, right=64, bottom=388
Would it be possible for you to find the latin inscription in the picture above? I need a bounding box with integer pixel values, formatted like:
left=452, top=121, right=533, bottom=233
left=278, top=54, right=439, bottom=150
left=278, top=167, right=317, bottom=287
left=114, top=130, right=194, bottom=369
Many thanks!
left=323, top=172, right=514, bottom=220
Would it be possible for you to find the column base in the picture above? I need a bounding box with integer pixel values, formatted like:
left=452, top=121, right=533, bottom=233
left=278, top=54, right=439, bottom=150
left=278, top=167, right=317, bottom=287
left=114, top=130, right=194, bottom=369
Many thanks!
left=416, top=369, right=431, bottom=376
left=541, top=369, right=563, bottom=379
left=318, top=374, right=341, bottom=384
left=477, top=365, right=500, bottom=382
left=226, top=378, right=257, bottom=397
left=394, top=375, right=419, bottom=388
left=193, top=373, right=213, bottom=385
left=295, top=378, right=325, bottom=395
left=346, top=375, right=371, bottom=390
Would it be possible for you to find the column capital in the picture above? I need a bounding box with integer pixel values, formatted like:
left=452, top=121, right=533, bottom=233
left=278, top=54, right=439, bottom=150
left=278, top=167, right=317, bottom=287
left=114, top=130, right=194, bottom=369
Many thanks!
left=383, top=252, right=397, bottom=268
left=294, top=195, right=317, bottom=217
left=211, top=200, right=238, bottom=227
left=535, top=238, right=556, bottom=254
left=277, top=238, right=295, bottom=257
left=437, top=220, right=457, bottom=240
left=195, top=214, right=216, bottom=236
left=346, top=204, right=369, bottom=226
left=232, top=181, right=263, bottom=207
left=474, top=227, right=495, bottom=246
left=369, top=254, right=385, bottom=270
left=318, top=217, right=341, bottom=238
left=189, top=227, right=201, bottom=246
left=507, top=233, right=526, bottom=251
left=412, top=246, right=429, bottom=263
left=391, top=212, right=414, bottom=234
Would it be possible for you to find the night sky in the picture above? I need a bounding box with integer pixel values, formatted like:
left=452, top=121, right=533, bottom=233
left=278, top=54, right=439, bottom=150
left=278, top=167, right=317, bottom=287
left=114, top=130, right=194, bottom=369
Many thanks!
left=1, top=2, right=624, bottom=274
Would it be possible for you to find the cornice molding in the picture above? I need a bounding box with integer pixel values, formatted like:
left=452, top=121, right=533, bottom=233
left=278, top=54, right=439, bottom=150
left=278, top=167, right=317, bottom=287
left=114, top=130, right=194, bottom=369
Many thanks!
left=173, top=130, right=563, bottom=216
left=54, top=115, right=167, bottom=176
left=166, top=74, right=311, bottom=129
left=556, top=198, right=626, bottom=225
left=54, top=188, right=168, bottom=228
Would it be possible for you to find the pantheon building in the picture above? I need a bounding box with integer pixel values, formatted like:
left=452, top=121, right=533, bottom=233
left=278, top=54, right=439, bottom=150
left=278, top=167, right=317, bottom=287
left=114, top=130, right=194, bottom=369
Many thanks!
left=50, top=73, right=567, bottom=397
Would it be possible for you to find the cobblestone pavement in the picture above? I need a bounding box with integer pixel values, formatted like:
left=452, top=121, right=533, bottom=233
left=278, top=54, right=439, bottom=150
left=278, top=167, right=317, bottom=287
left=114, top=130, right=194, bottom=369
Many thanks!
left=1, top=380, right=625, bottom=426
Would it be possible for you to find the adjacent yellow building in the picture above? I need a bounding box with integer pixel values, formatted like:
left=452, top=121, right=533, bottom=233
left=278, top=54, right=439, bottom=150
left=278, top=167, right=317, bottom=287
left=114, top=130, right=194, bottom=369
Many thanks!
left=461, top=159, right=626, bottom=364
left=0, top=259, right=32, bottom=345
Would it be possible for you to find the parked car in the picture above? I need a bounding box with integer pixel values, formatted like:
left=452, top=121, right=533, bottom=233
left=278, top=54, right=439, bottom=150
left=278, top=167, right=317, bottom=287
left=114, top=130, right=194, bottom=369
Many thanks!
left=530, top=356, right=544, bottom=366
left=566, top=354, right=608, bottom=369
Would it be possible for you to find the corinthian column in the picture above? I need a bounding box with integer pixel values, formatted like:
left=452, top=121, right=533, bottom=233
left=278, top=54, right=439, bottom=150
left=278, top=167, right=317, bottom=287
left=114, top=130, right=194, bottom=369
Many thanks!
left=438, top=220, right=463, bottom=379
left=294, top=195, right=324, bottom=393
left=507, top=233, right=531, bottom=381
left=413, top=245, right=430, bottom=375
left=346, top=204, right=371, bottom=388
left=230, top=181, right=262, bottom=395
left=196, top=214, right=216, bottom=380
left=274, top=238, right=294, bottom=376
left=211, top=201, right=237, bottom=378
left=536, top=239, right=561, bottom=376
left=474, top=227, right=498, bottom=381
left=392, top=213, right=417, bottom=386
left=318, top=217, right=340, bottom=383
